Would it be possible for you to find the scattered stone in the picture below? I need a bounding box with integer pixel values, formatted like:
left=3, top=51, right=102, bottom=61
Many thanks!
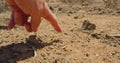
left=80, top=20, right=96, bottom=34
left=54, top=59, right=59, bottom=63
left=81, top=20, right=96, bottom=31
left=91, top=33, right=103, bottom=39
left=64, top=33, right=68, bottom=35
left=85, top=53, right=89, bottom=57
left=26, top=35, right=43, bottom=48
left=58, top=7, right=62, bottom=11
left=49, top=6, right=54, bottom=12
left=91, top=32, right=120, bottom=47
left=68, top=11, right=74, bottom=14
left=111, top=51, right=120, bottom=60
left=74, top=16, right=79, bottom=19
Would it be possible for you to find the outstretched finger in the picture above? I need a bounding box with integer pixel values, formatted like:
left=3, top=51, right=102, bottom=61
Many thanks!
left=42, top=1, right=62, bottom=32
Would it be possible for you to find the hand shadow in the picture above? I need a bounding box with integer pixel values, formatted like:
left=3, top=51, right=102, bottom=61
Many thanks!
left=0, top=35, right=61, bottom=63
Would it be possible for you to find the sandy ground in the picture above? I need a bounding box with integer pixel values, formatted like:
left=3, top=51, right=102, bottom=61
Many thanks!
left=0, top=1, right=120, bottom=63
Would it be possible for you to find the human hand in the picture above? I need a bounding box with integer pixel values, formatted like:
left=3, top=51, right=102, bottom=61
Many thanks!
left=6, top=0, right=62, bottom=32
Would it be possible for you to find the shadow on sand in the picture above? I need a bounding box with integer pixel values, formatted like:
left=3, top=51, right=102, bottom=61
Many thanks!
left=0, top=26, right=8, bottom=30
left=0, top=35, right=61, bottom=63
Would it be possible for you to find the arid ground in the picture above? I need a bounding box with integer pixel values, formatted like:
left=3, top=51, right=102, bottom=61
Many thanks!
left=0, top=0, right=120, bottom=63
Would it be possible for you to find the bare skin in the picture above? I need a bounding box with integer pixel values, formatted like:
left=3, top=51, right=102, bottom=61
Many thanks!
left=6, top=0, right=62, bottom=32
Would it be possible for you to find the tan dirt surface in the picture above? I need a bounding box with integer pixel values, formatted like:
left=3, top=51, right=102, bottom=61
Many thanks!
left=0, top=0, right=120, bottom=63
